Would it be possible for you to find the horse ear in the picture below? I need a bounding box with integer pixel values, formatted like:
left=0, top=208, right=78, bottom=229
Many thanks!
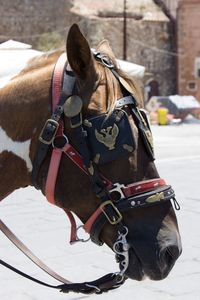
left=96, top=39, right=116, bottom=62
left=67, top=24, right=93, bottom=79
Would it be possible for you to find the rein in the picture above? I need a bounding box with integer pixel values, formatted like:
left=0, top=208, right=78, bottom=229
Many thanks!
left=0, top=51, right=180, bottom=294
left=0, top=219, right=124, bottom=294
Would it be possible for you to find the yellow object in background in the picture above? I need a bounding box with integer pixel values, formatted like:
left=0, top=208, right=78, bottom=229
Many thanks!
left=157, top=108, right=168, bottom=125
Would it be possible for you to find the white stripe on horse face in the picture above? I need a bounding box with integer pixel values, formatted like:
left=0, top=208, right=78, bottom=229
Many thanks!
left=0, top=126, right=32, bottom=172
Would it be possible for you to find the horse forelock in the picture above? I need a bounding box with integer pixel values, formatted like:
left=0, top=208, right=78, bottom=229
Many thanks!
left=95, top=56, right=144, bottom=115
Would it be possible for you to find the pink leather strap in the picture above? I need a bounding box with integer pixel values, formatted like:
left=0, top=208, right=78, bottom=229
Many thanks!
left=45, top=53, right=78, bottom=243
left=45, top=148, right=62, bottom=204
left=52, top=53, right=67, bottom=111
left=83, top=208, right=102, bottom=234
left=45, top=143, right=78, bottom=243
left=45, top=54, right=66, bottom=203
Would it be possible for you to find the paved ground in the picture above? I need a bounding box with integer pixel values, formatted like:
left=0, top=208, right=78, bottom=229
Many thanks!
left=0, top=123, right=200, bottom=300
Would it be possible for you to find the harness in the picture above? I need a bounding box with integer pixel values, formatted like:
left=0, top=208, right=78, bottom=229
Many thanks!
left=0, top=51, right=180, bottom=294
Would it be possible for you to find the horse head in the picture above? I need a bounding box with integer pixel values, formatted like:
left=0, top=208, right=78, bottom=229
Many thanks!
left=47, top=24, right=181, bottom=281
left=0, top=24, right=182, bottom=285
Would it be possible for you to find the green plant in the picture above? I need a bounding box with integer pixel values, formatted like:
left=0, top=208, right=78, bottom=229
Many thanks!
left=37, top=32, right=64, bottom=51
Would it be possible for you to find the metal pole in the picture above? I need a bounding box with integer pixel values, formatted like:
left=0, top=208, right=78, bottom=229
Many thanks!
left=123, top=0, right=127, bottom=60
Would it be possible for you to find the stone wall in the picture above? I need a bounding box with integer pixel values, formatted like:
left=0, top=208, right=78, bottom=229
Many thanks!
left=0, top=0, right=176, bottom=97
left=177, top=0, right=200, bottom=102
left=0, top=0, right=74, bottom=47
left=80, top=16, right=176, bottom=97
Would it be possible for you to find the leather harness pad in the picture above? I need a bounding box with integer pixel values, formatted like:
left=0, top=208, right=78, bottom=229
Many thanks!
left=83, top=109, right=135, bottom=165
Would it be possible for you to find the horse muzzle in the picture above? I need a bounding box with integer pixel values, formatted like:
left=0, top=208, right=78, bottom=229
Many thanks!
left=124, top=235, right=182, bottom=281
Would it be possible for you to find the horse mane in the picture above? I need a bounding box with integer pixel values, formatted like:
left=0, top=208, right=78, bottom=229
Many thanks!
left=17, top=49, right=144, bottom=115
left=19, top=50, right=62, bottom=76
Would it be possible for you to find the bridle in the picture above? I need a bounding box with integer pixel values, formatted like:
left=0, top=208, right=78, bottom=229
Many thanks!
left=0, top=51, right=180, bottom=294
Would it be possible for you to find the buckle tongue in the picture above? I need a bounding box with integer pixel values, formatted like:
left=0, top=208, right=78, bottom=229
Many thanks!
left=39, top=119, right=59, bottom=145
left=100, top=200, right=122, bottom=225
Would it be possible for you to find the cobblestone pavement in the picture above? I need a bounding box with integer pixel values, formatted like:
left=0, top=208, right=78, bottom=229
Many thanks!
left=0, top=124, right=200, bottom=300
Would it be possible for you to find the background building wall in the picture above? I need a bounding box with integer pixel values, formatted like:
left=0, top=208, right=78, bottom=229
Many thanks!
left=0, top=0, right=74, bottom=47
left=177, top=0, right=200, bottom=101
left=0, top=0, right=176, bottom=97
left=80, top=15, right=176, bottom=97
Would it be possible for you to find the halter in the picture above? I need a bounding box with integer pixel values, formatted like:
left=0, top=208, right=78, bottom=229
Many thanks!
left=33, top=50, right=175, bottom=239
left=0, top=51, right=180, bottom=295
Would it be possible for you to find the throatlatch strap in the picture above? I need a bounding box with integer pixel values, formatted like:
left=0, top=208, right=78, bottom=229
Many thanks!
left=45, top=57, right=78, bottom=243
left=32, top=53, right=67, bottom=188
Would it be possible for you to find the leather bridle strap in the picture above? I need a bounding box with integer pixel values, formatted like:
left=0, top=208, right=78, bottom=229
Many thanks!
left=0, top=219, right=71, bottom=284
left=0, top=219, right=126, bottom=294
left=84, top=185, right=176, bottom=245
left=44, top=55, right=79, bottom=243
left=122, top=178, right=166, bottom=197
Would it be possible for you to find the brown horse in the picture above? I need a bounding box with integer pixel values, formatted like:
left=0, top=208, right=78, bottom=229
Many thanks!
left=0, top=24, right=181, bottom=291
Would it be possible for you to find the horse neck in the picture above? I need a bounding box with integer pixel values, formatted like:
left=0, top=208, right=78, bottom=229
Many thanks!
left=0, top=63, right=54, bottom=200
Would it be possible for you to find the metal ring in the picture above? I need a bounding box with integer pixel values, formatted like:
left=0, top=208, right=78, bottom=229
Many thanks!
left=76, top=225, right=91, bottom=243
left=114, top=272, right=125, bottom=284
left=52, top=134, right=69, bottom=150
left=100, top=57, right=114, bottom=68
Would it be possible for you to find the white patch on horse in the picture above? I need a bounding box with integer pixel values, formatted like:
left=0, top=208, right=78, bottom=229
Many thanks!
left=0, top=127, right=32, bottom=172
left=157, top=218, right=182, bottom=253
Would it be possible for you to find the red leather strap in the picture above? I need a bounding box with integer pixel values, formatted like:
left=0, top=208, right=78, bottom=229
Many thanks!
left=63, top=145, right=88, bottom=175
left=122, top=178, right=166, bottom=198
left=62, top=145, right=113, bottom=188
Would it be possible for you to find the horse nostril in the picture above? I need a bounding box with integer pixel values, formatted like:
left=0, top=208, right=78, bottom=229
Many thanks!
left=167, top=245, right=181, bottom=260
left=160, top=245, right=180, bottom=267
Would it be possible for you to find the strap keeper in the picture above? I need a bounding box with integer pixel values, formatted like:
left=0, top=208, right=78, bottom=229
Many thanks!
left=70, top=113, right=82, bottom=128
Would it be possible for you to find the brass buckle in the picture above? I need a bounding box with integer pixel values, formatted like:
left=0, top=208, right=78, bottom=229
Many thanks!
left=39, top=119, right=59, bottom=145
left=100, top=200, right=122, bottom=225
